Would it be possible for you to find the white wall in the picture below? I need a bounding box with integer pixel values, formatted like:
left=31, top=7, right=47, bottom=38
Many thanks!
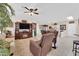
left=50, top=20, right=78, bottom=37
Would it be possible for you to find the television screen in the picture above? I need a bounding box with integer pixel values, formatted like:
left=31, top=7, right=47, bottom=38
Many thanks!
left=19, top=23, right=30, bottom=29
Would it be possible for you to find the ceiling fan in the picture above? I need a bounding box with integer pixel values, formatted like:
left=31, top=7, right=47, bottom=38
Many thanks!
left=24, top=7, right=39, bottom=16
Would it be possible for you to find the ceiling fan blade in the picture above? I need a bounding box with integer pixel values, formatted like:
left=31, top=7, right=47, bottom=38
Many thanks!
left=24, top=7, right=29, bottom=10
left=34, top=8, right=38, bottom=11
left=34, top=12, right=39, bottom=15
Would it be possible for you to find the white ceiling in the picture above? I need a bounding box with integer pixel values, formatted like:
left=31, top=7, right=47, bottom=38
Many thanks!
left=10, top=3, right=79, bottom=24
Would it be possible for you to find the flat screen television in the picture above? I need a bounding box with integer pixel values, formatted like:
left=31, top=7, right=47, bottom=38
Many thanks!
left=19, top=23, right=30, bottom=29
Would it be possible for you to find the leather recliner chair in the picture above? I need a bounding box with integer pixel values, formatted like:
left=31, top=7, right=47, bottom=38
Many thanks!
left=30, top=33, right=55, bottom=56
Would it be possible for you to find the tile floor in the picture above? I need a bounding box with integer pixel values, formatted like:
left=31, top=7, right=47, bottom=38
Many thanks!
left=48, top=36, right=79, bottom=56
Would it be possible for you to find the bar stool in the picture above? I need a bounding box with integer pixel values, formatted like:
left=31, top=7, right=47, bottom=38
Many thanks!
left=72, top=40, right=79, bottom=56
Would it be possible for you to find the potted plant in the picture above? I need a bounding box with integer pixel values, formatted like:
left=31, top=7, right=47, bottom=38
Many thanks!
left=0, top=3, right=15, bottom=56
left=0, top=3, right=15, bottom=34
left=0, top=39, right=11, bottom=56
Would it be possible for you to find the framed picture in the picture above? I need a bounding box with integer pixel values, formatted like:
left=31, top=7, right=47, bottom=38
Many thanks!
left=60, top=25, right=66, bottom=31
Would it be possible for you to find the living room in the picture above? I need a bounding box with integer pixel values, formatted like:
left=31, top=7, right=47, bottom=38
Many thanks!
left=0, top=3, right=79, bottom=56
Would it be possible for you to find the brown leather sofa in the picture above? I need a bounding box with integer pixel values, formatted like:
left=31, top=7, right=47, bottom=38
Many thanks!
left=30, top=33, right=55, bottom=56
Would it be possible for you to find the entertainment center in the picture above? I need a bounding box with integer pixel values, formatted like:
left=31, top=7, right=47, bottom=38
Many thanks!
left=15, top=20, right=36, bottom=39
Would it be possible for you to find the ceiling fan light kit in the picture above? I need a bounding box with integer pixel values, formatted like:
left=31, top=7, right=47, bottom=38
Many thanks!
left=24, top=7, right=39, bottom=16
